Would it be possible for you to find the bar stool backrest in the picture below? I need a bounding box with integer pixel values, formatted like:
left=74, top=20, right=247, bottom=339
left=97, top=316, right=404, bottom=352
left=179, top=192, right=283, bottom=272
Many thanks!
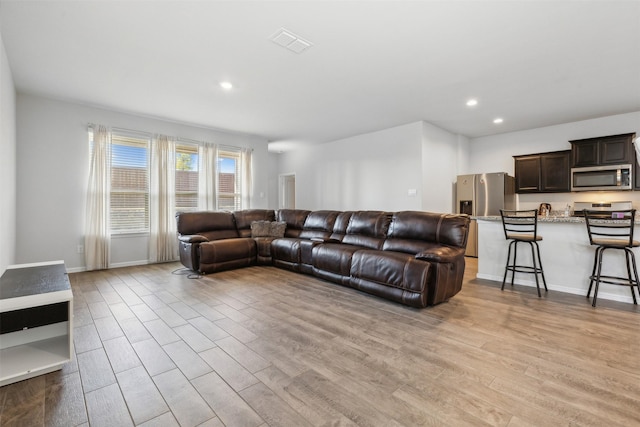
left=499, top=209, right=539, bottom=241
left=583, top=209, right=636, bottom=247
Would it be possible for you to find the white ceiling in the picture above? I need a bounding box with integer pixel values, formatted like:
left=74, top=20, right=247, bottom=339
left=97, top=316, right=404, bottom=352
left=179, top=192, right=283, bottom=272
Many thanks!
left=1, top=1, right=639, bottom=152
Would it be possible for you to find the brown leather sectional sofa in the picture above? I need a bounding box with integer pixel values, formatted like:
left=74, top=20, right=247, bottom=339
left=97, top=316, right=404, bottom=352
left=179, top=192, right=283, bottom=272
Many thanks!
left=176, top=209, right=470, bottom=308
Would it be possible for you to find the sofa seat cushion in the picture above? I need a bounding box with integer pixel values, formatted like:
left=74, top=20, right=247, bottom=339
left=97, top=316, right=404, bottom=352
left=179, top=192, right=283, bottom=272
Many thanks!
left=350, top=250, right=431, bottom=293
left=199, top=238, right=256, bottom=264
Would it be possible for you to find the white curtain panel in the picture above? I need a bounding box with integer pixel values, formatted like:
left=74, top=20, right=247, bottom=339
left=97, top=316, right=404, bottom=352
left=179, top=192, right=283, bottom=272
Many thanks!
left=149, top=135, right=178, bottom=262
left=198, top=142, right=218, bottom=210
left=241, top=148, right=252, bottom=209
left=84, top=125, right=111, bottom=270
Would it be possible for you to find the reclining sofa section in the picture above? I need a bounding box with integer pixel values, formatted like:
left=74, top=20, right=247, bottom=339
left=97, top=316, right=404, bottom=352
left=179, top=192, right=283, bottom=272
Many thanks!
left=176, top=209, right=470, bottom=308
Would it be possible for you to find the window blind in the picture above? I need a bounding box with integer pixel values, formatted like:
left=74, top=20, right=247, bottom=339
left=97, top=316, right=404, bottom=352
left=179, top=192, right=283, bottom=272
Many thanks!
left=217, top=149, right=242, bottom=211
left=175, top=142, right=199, bottom=213
left=110, top=133, right=150, bottom=233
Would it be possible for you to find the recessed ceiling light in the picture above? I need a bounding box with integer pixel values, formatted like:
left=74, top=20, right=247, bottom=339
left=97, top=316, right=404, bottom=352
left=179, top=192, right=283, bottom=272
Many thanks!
left=493, top=118, right=504, bottom=124
left=220, top=81, right=233, bottom=90
left=466, top=99, right=478, bottom=107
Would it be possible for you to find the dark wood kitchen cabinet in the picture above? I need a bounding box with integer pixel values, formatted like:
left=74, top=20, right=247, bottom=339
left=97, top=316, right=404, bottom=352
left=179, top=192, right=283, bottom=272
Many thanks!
left=570, top=133, right=634, bottom=167
left=514, top=150, right=570, bottom=193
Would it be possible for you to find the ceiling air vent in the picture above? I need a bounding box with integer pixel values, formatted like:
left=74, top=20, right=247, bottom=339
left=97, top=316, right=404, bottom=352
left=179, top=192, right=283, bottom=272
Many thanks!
left=270, top=28, right=312, bottom=54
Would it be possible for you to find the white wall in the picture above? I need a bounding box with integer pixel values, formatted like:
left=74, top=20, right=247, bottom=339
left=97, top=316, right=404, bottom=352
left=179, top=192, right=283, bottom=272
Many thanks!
left=276, top=120, right=463, bottom=213
left=468, top=111, right=640, bottom=211
left=0, top=25, right=16, bottom=274
left=421, top=121, right=466, bottom=213
left=277, top=122, right=425, bottom=211
left=15, top=94, right=271, bottom=271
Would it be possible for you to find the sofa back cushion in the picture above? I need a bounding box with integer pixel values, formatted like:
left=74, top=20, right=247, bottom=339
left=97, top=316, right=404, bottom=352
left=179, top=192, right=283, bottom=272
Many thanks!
left=383, top=211, right=470, bottom=254
left=299, top=210, right=340, bottom=240
left=342, top=211, right=391, bottom=249
left=233, top=209, right=276, bottom=237
left=277, top=209, right=311, bottom=238
left=176, top=211, right=239, bottom=241
left=329, top=211, right=354, bottom=242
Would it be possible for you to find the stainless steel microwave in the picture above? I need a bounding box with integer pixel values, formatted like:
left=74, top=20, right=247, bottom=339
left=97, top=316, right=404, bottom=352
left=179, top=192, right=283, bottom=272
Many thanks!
left=571, top=164, right=633, bottom=191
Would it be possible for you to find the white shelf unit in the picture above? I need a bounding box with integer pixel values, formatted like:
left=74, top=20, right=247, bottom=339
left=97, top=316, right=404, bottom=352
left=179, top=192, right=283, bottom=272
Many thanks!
left=0, top=261, right=73, bottom=387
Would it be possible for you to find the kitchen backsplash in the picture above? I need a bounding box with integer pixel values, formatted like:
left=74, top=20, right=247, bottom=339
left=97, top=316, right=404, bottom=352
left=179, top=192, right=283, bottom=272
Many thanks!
left=518, top=191, right=640, bottom=213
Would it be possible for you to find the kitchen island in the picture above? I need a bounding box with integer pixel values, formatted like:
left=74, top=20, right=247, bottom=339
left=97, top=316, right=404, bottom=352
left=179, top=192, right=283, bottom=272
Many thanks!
left=476, top=215, right=639, bottom=304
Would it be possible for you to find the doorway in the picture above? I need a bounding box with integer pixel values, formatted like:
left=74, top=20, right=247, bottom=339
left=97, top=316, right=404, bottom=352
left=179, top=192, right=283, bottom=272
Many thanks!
left=279, top=173, right=296, bottom=209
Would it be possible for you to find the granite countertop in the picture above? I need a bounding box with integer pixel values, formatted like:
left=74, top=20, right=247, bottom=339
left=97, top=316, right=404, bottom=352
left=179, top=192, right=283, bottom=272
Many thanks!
left=474, top=215, right=640, bottom=224
left=474, top=215, right=584, bottom=223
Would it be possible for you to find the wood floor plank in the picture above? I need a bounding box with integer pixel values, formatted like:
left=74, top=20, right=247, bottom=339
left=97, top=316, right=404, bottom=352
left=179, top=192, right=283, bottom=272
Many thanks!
left=85, top=383, right=133, bottom=427
left=214, top=335, right=271, bottom=373
left=173, top=323, right=216, bottom=352
left=132, top=338, right=177, bottom=376
left=76, top=348, right=116, bottom=393
left=144, top=318, right=181, bottom=345
left=188, top=316, right=231, bottom=341
left=153, top=305, right=189, bottom=328
left=102, top=335, right=142, bottom=374
left=239, top=382, right=314, bottom=427
left=116, top=365, right=169, bottom=425
left=93, top=315, right=124, bottom=341
left=162, top=340, right=213, bottom=380
left=72, top=323, right=102, bottom=354
left=117, top=316, right=153, bottom=343
left=199, top=347, right=260, bottom=392
left=152, top=368, right=215, bottom=427
left=191, top=371, right=264, bottom=427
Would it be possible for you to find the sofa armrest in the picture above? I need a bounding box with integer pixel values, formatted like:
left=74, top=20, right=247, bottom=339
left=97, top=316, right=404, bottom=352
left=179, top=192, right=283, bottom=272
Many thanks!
left=178, top=234, right=208, bottom=244
left=415, top=246, right=464, bottom=263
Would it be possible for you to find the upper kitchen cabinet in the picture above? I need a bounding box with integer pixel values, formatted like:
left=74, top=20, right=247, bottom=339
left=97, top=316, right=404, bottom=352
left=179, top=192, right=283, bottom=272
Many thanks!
left=570, top=133, right=635, bottom=167
left=514, top=150, right=570, bottom=193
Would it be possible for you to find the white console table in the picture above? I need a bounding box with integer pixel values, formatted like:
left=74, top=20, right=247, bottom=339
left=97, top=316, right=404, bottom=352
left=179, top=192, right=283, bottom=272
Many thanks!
left=0, top=261, right=73, bottom=386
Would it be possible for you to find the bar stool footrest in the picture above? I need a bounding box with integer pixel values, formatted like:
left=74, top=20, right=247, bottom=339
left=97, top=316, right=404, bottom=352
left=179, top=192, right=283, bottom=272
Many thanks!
left=506, top=265, right=544, bottom=274
left=588, top=275, right=639, bottom=287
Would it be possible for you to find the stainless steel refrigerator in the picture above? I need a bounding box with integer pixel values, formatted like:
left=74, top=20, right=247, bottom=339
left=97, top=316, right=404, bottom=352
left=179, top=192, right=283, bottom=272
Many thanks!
left=456, top=172, right=515, bottom=257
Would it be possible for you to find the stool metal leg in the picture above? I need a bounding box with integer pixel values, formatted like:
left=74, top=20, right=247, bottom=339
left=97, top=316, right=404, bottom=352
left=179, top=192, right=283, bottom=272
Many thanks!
left=587, top=246, right=602, bottom=299
left=624, top=248, right=638, bottom=305
left=511, top=241, right=518, bottom=286
left=592, top=247, right=606, bottom=307
left=533, top=241, right=548, bottom=292
left=502, top=240, right=515, bottom=290
left=630, top=248, right=640, bottom=304
left=529, top=241, right=541, bottom=297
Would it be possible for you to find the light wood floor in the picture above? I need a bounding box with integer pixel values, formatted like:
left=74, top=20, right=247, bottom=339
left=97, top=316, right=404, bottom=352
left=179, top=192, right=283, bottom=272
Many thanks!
left=1, top=258, right=639, bottom=426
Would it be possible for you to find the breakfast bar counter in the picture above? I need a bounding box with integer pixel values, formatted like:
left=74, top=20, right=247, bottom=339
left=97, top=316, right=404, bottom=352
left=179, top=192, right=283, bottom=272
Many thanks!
left=475, top=215, right=639, bottom=304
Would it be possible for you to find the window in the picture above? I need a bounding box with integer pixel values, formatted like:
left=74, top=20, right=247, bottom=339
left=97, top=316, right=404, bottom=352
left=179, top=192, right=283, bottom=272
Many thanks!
left=175, top=143, right=199, bottom=212
left=110, top=132, right=150, bottom=233
left=217, top=149, right=242, bottom=211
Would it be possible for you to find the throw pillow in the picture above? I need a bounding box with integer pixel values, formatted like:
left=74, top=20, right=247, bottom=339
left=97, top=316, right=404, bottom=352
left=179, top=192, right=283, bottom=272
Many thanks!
left=270, top=221, right=287, bottom=238
left=250, top=221, right=272, bottom=237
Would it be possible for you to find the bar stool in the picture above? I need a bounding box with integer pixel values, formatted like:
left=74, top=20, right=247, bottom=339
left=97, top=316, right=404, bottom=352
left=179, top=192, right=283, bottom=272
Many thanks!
left=500, top=209, right=548, bottom=297
left=583, top=209, right=639, bottom=307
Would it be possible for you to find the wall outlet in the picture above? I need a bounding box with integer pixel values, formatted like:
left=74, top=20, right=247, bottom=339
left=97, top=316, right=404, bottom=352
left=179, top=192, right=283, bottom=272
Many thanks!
left=407, top=188, right=417, bottom=197
left=77, top=245, right=84, bottom=254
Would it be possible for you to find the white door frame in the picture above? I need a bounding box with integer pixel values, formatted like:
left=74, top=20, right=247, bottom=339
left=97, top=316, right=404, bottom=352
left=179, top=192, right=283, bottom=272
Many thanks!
left=278, top=173, right=296, bottom=209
